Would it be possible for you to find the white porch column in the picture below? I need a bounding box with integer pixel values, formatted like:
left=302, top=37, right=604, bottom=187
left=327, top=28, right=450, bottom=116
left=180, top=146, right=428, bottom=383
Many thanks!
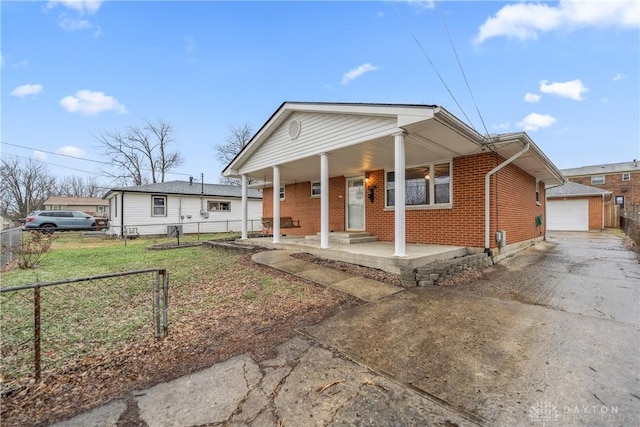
left=241, top=174, right=248, bottom=239
left=272, top=165, right=281, bottom=243
left=393, top=132, right=406, bottom=257
left=320, top=153, right=330, bottom=249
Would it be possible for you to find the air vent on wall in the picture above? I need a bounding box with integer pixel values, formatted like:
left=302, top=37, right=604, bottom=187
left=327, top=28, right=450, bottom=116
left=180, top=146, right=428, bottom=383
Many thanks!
left=289, top=119, right=301, bottom=140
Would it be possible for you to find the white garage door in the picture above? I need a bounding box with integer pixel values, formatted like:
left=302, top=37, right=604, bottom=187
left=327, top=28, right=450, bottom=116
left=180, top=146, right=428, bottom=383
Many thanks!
left=547, top=199, right=589, bottom=231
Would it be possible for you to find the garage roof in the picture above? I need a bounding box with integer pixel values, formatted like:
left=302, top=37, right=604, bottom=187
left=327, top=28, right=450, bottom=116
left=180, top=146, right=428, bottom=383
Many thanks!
left=547, top=181, right=611, bottom=198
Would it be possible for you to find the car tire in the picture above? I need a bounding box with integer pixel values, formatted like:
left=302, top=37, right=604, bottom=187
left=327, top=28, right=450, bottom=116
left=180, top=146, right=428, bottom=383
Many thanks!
left=41, top=224, right=55, bottom=234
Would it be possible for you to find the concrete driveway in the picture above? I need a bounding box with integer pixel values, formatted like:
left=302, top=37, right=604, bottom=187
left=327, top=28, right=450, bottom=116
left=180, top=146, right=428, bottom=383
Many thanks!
left=301, top=231, right=640, bottom=426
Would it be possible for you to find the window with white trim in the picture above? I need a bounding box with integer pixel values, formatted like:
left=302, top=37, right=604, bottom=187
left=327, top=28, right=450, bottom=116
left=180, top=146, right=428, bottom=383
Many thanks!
left=535, top=179, right=540, bottom=205
left=591, top=175, right=605, bottom=185
left=207, top=201, right=230, bottom=211
left=152, top=195, right=167, bottom=216
left=311, top=181, right=321, bottom=197
left=385, top=161, right=451, bottom=208
left=97, top=206, right=105, bottom=213
left=622, top=173, right=630, bottom=181
left=279, top=186, right=285, bottom=201
left=615, top=195, right=624, bottom=206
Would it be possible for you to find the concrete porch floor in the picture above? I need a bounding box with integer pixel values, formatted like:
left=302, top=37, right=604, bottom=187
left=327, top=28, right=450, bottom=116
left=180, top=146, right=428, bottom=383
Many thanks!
left=238, top=235, right=475, bottom=274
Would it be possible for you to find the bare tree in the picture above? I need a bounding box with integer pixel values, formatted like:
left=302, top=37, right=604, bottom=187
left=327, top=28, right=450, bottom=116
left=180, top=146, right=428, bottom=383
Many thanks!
left=96, top=119, right=184, bottom=186
left=216, top=124, right=254, bottom=185
left=56, top=176, right=104, bottom=198
left=0, top=157, right=57, bottom=219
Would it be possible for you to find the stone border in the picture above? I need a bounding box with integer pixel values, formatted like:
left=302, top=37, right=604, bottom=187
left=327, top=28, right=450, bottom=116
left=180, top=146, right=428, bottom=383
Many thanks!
left=400, top=253, right=492, bottom=287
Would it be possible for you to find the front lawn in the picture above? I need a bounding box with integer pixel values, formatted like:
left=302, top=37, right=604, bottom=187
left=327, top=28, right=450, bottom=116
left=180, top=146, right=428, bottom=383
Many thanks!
left=0, top=233, right=360, bottom=426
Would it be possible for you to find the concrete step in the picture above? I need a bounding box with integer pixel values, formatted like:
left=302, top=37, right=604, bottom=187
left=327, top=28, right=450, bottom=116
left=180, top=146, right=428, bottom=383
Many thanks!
left=305, top=231, right=379, bottom=244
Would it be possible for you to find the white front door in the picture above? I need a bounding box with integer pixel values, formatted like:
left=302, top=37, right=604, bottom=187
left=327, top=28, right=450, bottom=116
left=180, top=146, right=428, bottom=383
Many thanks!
left=346, top=177, right=365, bottom=231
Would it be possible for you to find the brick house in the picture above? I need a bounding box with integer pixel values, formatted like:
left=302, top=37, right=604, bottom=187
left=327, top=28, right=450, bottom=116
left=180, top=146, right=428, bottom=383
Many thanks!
left=222, top=102, right=564, bottom=259
left=561, top=160, right=640, bottom=217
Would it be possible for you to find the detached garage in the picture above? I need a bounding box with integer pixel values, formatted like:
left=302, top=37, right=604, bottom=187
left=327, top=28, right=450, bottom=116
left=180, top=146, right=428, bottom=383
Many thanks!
left=546, top=182, right=611, bottom=231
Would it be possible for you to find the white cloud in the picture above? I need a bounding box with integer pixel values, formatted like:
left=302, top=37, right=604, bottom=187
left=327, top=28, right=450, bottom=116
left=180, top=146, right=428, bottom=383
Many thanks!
left=613, top=73, right=626, bottom=81
left=475, top=0, right=639, bottom=44
left=58, top=14, right=92, bottom=31
left=524, top=92, right=541, bottom=103
left=341, top=63, right=381, bottom=85
left=540, top=79, right=588, bottom=101
left=33, top=151, right=48, bottom=161
left=57, top=145, right=86, bottom=158
left=47, top=0, right=103, bottom=15
left=517, top=113, right=557, bottom=131
left=59, top=90, right=127, bottom=115
left=492, top=121, right=510, bottom=130
left=408, top=0, right=435, bottom=10
left=11, top=84, right=44, bottom=98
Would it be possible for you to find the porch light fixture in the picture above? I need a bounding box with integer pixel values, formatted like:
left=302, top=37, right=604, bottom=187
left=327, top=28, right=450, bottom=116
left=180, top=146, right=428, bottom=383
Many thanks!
left=368, top=184, right=377, bottom=203
left=365, top=172, right=370, bottom=184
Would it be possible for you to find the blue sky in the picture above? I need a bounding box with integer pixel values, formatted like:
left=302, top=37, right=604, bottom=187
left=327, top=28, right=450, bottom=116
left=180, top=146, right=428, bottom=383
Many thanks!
left=2, top=0, right=639, bottom=187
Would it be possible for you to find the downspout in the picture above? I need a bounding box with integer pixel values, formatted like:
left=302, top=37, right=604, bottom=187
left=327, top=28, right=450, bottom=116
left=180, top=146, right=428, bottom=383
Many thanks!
left=602, top=193, right=605, bottom=230
left=484, top=141, right=530, bottom=253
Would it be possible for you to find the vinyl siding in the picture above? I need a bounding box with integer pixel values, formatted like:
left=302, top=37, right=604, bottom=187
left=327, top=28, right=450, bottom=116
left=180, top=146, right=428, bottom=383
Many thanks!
left=107, top=193, right=262, bottom=236
left=240, top=112, right=398, bottom=172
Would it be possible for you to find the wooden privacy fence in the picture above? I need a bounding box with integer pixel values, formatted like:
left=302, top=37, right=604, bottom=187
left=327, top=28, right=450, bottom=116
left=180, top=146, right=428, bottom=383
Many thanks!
left=605, top=204, right=620, bottom=228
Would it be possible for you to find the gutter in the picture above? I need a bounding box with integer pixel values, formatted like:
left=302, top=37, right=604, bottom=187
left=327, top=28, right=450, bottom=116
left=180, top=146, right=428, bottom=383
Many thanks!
left=484, top=140, right=530, bottom=253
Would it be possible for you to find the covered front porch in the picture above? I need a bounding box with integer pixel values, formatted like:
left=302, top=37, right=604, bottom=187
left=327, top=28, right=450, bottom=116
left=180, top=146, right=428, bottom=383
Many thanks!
left=236, top=232, right=476, bottom=274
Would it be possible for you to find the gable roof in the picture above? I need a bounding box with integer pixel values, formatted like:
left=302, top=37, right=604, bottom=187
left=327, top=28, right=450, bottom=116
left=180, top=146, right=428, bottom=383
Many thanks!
left=547, top=181, right=612, bottom=198
left=45, top=196, right=108, bottom=206
left=103, top=181, right=262, bottom=200
left=222, top=101, right=564, bottom=186
left=561, top=160, right=639, bottom=176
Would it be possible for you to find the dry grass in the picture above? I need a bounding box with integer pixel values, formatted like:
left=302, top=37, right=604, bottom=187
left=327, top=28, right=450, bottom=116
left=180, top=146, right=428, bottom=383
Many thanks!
left=0, top=242, right=361, bottom=426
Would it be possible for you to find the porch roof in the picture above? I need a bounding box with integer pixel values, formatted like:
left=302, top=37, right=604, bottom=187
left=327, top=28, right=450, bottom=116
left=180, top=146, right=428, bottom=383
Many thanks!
left=223, top=102, right=564, bottom=186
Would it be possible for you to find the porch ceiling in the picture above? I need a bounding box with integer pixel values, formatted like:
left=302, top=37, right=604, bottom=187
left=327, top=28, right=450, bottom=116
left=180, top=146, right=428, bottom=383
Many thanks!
left=247, top=119, right=481, bottom=184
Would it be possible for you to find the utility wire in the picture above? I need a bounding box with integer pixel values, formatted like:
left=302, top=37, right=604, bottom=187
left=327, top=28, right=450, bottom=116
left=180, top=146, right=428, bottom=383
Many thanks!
left=434, top=1, right=491, bottom=139
left=390, top=1, right=476, bottom=131
left=0, top=140, right=193, bottom=178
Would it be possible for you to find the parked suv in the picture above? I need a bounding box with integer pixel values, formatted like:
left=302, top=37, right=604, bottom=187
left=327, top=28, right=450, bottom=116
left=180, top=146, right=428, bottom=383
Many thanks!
left=22, top=210, right=97, bottom=234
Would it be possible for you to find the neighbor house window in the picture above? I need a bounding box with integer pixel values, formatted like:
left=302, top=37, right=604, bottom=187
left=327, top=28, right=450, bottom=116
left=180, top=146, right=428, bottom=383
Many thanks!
left=207, top=201, right=230, bottom=211
left=385, top=161, right=451, bottom=208
left=311, top=181, right=321, bottom=197
left=591, top=175, right=605, bottom=185
left=615, top=196, right=624, bottom=206
left=97, top=206, right=105, bottom=213
left=279, top=186, right=285, bottom=201
left=152, top=195, right=167, bottom=216
left=622, top=173, right=630, bottom=181
left=535, top=179, right=540, bottom=205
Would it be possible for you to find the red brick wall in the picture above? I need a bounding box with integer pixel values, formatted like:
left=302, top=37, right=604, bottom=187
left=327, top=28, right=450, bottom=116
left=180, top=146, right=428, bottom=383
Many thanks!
left=262, top=176, right=345, bottom=235
left=494, top=157, right=547, bottom=244
left=588, top=196, right=604, bottom=229
left=261, top=152, right=545, bottom=248
left=568, top=171, right=640, bottom=214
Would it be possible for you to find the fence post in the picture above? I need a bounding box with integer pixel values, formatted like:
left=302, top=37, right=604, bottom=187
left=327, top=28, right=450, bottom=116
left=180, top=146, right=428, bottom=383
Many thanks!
left=160, top=269, right=168, bottom=337
left=34, top=287, right=41, bottom=382
left=154, top=271, right=161, bottom=340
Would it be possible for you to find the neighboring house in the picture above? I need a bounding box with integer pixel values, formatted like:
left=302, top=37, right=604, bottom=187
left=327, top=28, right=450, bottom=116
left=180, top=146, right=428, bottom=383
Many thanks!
left=102, top=180, right=263, bottom=237
left=546, top=182, right=611, bottom=231
left=1, top=214, right=13, bottom=230
left=44, top=196, right=109, bottom=217
left=222, top=102, right=564, bottom=259
left=561, top=160, right=640, bottom=217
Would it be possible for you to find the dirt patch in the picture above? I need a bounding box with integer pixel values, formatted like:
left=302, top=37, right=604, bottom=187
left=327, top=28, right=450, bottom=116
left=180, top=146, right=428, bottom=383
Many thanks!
left=291, top=252, right=402, bottom=286
left=0, top=253, right=362, bottom=426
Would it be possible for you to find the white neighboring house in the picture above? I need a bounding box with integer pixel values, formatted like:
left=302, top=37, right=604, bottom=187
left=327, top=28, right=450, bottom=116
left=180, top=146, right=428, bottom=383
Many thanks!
left=102, top=180, right=263, bottom=237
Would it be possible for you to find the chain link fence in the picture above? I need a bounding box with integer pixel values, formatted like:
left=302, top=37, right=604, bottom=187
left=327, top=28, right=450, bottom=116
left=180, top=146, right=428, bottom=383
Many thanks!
left=0, top=228, right=22, bottom=269
left=0, top=269, right=168, bottom=394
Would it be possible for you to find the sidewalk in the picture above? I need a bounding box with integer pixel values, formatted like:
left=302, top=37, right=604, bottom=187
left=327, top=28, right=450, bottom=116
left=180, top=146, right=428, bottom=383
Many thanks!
left=251, top=250, right=403, bottom=302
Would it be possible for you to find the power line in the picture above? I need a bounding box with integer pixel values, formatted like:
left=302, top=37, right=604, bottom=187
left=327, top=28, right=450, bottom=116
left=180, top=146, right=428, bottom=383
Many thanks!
left=434, top=1, right=491, bottom=138
left=390, top=1, right=476, bottom=131
left=0, top=140, right=194, bottom=178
